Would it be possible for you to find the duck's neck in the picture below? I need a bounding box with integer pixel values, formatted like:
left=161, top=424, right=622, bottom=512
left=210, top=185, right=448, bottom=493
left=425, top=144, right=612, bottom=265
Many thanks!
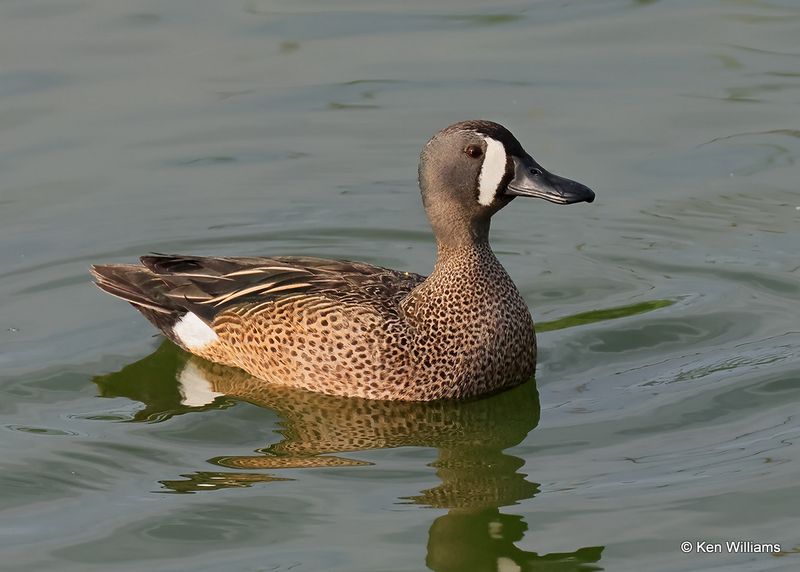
left=430, top=213, right=491, bottom=253
left=430, top=213, right=497, bottom=270
left=404, top=225, right=527, bottom=355
left=432, top=239, right=499, bottom=277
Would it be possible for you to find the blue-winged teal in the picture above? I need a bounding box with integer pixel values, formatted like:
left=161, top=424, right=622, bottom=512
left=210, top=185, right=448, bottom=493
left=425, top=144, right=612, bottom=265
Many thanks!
left=92, top=120, right=594, bottom=401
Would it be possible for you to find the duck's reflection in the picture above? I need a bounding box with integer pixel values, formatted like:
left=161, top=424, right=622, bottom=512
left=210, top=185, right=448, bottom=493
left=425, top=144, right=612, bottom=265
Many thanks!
left=95, top=342, right=603, bottom=571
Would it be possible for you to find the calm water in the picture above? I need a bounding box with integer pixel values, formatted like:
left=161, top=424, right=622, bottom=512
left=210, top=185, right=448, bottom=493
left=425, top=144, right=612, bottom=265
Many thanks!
left=1, top=1, right=799, bottom=571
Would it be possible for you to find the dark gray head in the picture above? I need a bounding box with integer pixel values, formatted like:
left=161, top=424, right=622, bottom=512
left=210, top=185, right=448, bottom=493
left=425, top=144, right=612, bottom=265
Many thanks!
left=418, top=120, right=594, bottom=248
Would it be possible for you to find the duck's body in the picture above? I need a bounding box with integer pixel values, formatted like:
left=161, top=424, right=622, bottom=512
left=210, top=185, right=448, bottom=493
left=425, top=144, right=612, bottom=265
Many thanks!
left=92, top=120, right=593, bottom=401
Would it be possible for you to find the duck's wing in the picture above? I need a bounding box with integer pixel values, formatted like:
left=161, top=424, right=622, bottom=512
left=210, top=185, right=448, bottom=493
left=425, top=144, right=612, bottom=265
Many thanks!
left=91, top=254, right=426, bottom=330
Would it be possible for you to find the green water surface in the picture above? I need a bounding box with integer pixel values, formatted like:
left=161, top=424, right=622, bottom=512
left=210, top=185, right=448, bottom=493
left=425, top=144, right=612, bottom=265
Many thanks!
left=1, top=1, right=799, bottom=571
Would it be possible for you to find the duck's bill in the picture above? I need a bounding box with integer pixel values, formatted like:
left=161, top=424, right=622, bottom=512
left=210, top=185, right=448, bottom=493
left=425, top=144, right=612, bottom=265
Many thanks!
left=505, top=156, right=595, bottom=205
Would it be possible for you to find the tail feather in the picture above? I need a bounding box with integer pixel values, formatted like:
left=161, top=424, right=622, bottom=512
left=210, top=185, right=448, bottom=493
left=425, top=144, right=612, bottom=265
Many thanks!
left=91, top=264, right=188, bottom=338
left=90, top=264, right=172, bottom=313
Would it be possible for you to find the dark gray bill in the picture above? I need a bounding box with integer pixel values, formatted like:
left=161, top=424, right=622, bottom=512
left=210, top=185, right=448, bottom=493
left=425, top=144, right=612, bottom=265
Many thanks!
left=505, top=155, right=595, bottom=205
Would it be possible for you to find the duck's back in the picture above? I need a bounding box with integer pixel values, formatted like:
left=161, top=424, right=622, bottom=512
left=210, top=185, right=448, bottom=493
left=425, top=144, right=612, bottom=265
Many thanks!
left=93, top=255, right=426, bottom=399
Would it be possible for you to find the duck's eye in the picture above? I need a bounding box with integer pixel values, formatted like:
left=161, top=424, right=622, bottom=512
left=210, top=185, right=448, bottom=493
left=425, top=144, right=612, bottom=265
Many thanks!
left=465, top=145, right=483, bottom=159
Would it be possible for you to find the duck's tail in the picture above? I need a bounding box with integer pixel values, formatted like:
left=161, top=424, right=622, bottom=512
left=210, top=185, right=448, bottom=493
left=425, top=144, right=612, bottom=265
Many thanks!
left=90, top=263, right=184, bottom=336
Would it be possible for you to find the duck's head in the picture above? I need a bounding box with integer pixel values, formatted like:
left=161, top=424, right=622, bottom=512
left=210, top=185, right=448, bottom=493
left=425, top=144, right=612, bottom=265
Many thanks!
left=419, top=120, right=594, bottom=247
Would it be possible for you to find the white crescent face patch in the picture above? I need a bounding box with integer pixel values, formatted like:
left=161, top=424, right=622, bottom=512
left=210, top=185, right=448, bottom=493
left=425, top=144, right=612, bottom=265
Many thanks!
left=477, top=136, right=508, bottom=206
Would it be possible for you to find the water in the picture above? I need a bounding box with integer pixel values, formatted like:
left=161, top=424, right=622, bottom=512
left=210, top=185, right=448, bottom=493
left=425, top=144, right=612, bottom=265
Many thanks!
left=1, top=0, right=798, bottom=570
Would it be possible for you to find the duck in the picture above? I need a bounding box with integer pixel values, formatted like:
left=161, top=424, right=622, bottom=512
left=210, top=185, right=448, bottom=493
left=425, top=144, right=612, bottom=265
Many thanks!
left=91, top=120, right=594, bottom=401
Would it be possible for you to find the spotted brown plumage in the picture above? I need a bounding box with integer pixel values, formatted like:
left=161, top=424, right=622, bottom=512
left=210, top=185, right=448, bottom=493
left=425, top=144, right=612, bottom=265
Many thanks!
left=91, top=120, right=595, bottom=400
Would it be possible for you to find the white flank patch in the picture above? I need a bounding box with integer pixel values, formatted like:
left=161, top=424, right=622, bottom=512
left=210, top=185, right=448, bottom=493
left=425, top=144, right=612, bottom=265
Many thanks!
left=477, top=135, right=507, bottom=206
left=173, top=311, right=219, bottom=350
left=178, top=361, right=224, bottom=407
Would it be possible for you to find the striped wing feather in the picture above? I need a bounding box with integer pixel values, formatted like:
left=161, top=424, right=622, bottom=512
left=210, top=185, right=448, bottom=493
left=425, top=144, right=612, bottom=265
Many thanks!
left=93, top=254, right=425, bottom=325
